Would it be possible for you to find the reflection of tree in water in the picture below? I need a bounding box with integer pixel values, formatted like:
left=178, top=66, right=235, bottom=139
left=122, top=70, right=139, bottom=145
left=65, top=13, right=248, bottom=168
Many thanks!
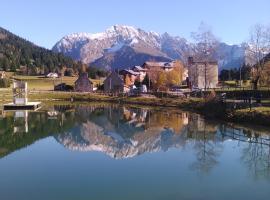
left=191, top=139, right=223, bottom=174
left=241, top=135, right=270, bottom=180
left=187, top=114, right=223, bottom=174
left=220, top=124, right=270, bottom=180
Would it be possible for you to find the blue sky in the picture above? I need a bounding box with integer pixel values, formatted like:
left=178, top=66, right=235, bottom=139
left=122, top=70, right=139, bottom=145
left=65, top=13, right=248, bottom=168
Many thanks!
left=1, top=0, right=269, bottom=49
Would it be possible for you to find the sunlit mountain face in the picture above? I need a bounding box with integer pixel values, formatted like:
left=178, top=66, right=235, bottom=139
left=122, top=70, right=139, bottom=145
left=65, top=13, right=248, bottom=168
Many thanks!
left=52, top=25, right=246, bottom=70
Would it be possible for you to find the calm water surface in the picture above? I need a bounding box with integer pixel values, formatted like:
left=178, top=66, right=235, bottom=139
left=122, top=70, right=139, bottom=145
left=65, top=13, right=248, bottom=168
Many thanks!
left=0, top=104, right=270, bottom=200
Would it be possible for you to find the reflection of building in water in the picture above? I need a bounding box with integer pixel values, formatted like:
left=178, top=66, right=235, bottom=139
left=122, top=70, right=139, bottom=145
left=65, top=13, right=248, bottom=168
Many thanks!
left=145, top=110, right=189, bottom=134
left=186, top=114, right=218, bottom=140
left=13, top=111, right=28, bottom=133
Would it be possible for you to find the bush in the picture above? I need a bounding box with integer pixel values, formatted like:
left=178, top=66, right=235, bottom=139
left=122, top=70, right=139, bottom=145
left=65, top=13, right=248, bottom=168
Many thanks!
left=0, top=78, right=11, bottom=88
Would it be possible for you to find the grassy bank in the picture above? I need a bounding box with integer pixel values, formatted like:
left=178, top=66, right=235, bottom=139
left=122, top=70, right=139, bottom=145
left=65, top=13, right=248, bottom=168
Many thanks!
left=0, top=90, right=270, bottom=127
left=229, top=107, right=270, bottom=126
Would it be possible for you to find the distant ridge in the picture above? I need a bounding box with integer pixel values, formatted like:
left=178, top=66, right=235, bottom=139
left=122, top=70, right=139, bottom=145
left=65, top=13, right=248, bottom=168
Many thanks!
left=53, top=25, right=246, bottom=70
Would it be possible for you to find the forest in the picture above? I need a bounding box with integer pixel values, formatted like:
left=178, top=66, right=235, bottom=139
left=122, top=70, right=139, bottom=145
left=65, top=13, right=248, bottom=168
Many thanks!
left=0, top=27, right=81, bottom=75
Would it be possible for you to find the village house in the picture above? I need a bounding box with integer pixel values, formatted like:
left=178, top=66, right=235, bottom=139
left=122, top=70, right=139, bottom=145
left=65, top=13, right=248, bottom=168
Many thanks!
left=187, top=57, right=218, bottom=89
left=104, top=60, right=187, bottom=93
left=74, top=72, right=93, bottom=92
left=132, top=65, right=147, bottom=82
left=119, top=69, right=140, bottom=86
left=104, top=71, right=127, bottom=93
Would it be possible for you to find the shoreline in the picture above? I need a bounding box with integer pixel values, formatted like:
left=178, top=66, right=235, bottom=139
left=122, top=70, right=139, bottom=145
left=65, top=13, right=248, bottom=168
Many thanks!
left=1, top=90, right=270, bottom=127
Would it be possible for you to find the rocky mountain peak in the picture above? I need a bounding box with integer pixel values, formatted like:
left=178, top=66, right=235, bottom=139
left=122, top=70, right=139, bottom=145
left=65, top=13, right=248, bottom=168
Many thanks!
left=52, top=25, right=246, bottom=70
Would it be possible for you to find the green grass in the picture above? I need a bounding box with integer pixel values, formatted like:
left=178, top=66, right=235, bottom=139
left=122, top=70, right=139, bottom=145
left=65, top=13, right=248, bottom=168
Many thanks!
left=230, top=106, right=270, bottom=126
left=236, top=107, right=270, bottom=113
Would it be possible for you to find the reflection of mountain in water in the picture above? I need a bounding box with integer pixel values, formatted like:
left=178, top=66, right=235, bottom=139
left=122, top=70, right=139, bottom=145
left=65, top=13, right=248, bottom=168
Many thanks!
left=1, top=104, right=270, bottom=178
left=55, top=106, right=191, bottom=159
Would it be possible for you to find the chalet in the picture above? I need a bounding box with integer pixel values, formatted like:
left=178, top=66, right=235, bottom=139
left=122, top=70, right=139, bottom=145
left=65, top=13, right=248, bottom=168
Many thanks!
left=74, top=72, right=93, bottom=92
left=104, top=71, right=128, bottom=93
left=187, top=57, right=218, bottom=89
left=132, top=66, right=147, bottom=82
left=119, top=69, right=140, bottom=86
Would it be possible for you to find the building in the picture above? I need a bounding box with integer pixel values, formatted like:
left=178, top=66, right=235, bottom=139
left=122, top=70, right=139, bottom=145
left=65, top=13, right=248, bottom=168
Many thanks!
left=187, top=57, right=218, bottom=89
left=119, top=69, right=140, bottom=86
left=74, top=72, right=93, bottom=92
left=104, top=71, right=128, bottom=93
left=132, top=66, right=147, bottom=82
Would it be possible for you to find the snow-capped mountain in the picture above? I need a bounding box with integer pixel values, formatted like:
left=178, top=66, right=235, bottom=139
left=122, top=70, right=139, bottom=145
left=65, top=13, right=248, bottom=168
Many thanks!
left=52, top=25, right=245, bottom=70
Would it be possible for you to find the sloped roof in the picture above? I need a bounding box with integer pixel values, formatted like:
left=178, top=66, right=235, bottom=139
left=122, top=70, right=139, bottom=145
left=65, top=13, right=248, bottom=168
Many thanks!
left=104, top=71, right=124, bottom=83
left=75, top=72, right=93, bottom=84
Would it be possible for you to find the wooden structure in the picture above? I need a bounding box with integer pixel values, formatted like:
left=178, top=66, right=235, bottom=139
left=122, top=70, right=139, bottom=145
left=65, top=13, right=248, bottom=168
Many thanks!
left=119, top=69, right=139, bottom=87
left=3, top=81, right=41, bottom=110
left=104, top=71, right=127, bottom=93
left=74, top=72, right=93, bottom=92
left=132, top=66, right=147, bottom=82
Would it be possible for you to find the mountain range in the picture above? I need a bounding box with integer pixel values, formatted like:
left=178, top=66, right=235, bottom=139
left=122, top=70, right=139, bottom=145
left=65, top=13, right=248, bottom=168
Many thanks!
left=52, top=25, right=246, bottom=70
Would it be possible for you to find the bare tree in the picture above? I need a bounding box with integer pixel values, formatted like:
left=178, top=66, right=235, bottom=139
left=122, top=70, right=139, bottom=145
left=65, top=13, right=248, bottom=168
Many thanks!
left=246, top=24, right=270, bottom=90
left=191, top=22, right=219, bottom=62
left=190, top=22, right=219, bottom=90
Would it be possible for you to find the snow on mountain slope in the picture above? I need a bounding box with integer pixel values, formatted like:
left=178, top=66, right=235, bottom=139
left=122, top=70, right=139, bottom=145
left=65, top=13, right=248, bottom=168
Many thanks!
left=53, top=25, right=245, bottom=70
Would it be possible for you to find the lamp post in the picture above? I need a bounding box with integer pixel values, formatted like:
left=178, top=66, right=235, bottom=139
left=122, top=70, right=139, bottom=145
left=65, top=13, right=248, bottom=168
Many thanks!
left=239, top=62, right=243, bottom=87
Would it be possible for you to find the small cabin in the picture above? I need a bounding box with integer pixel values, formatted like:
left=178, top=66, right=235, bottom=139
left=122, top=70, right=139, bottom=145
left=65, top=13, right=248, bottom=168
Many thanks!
left=132, top=66, right=147, bottom=82
left=74, top=72, right=93, bottom=92
left=119, top=69, right=139, bottom=87
left=104, top=71, right=126, bottom=93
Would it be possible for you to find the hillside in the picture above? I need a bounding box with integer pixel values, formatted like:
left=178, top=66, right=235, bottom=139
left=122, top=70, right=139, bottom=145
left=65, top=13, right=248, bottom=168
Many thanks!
left=0, top=27, right=80, bottom=75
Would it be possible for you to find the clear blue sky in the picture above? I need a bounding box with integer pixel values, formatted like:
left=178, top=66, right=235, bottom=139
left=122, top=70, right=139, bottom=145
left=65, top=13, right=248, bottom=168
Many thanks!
left=1, top=0, right=269, bottom=49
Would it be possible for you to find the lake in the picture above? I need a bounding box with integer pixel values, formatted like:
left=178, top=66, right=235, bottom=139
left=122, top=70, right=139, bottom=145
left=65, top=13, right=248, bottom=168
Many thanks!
left=0, top=103, right=270, bottom=200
